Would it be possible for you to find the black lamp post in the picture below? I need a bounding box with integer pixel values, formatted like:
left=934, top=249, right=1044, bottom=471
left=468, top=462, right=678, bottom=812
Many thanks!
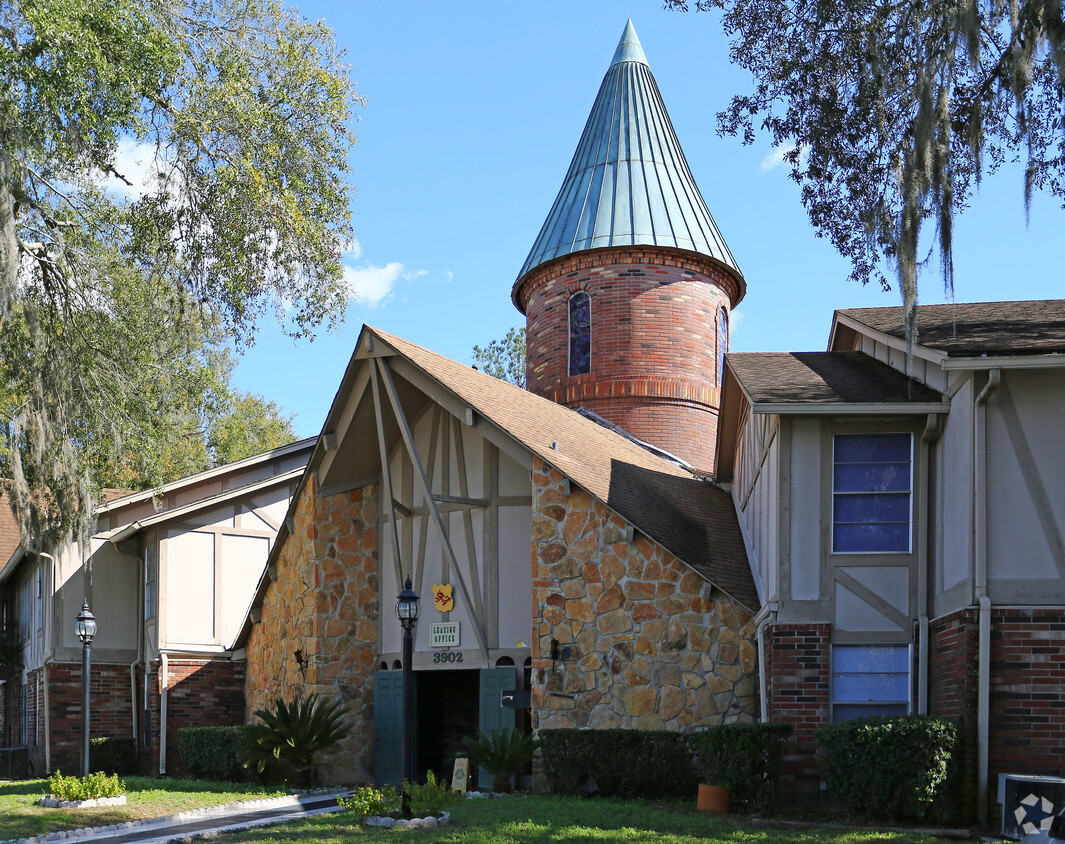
left=395, top=576, right=419, bottom=817
left=74, top=600, right=97, bottom=778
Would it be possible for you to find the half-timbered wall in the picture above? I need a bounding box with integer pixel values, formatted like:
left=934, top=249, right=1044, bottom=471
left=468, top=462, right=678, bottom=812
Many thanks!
left=377, top=404, right=533, bottom=668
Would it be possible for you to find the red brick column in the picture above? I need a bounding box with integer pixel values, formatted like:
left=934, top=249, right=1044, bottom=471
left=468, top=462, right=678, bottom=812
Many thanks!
left=928, top=609, right=978, bottom=821
left=763, top=623, right=830, bottom=802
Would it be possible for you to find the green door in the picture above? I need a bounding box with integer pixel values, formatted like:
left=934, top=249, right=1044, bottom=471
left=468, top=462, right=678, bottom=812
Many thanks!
left=373, top=671, right=404, bottom=785
left=477, top=668, right=517, bottom=790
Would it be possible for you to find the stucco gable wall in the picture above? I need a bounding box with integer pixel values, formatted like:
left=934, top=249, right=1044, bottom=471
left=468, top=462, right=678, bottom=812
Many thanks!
left=244, top=477, right=380, bottom=784
left=530, top=458, right=758, bottom=732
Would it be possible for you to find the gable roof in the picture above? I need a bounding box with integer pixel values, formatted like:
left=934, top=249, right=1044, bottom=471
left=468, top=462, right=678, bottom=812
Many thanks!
left=242, top=325, right=759, bottom=640
left=371, top=327, right=757, bottom=608
left=835, top=300, right=1065, bottom=358
left=728, top=351, right=946, bottom=411
left=513, top=20, right=743, bottom=304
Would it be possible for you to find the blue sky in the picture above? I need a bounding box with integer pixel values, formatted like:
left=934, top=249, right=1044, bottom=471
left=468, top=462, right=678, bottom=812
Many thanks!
left=232, top=2, right=1064, bottom=438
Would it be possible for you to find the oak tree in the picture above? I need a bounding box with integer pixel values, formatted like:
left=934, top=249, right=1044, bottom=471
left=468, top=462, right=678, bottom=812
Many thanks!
left=666, top=0, right=1065, bottom=342
left=0, top=0, right=361, bottom=547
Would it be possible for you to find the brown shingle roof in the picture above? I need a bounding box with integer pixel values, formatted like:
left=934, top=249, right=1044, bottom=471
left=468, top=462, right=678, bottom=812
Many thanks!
left=838, top=300, right=1065, bottom=357
left=728, top=351, right=944, bottom=407
left=372, top=327, right=759, bottom=610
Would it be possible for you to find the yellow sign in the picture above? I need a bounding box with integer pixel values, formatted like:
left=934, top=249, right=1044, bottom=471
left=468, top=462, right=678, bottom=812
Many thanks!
left=451, top=757, right=469, bottom=793
left=433, top=583, right=454, bottom=613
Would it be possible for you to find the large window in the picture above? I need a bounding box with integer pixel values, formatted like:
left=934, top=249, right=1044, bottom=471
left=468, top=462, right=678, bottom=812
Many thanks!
left=568, top=291, right=590, bottom=376
left=832, top=645, right=910, bottom=723
left=832, top=433, right=912, bottom=553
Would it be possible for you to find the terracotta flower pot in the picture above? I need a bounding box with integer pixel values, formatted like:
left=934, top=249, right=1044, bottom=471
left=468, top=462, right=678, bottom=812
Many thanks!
left=697, top=783, right=733, bottom=814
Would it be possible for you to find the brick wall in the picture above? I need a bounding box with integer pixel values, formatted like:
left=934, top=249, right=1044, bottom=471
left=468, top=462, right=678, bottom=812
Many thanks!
left=517, top=248, right=740, bottom=472
left=163, top=659, right=246, bottom=775
left=929, top=608, right=978, bottom=821
left=46, top=661, right=135, bottom=773
left=988, top=608, right=1065, bottom=781
left=763, top=623, right=830, bottom=802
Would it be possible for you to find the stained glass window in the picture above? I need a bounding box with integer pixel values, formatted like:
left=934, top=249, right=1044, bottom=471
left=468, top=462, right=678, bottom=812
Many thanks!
left=569, top=291, right=591, bottom=376
left=718, top=308, right=729, bottom=385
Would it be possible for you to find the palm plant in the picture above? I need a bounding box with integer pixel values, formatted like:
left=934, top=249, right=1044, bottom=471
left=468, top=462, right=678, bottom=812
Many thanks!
left=240, top=693, right=350, bottom=785
left=461, top=729, right=536, bottom=793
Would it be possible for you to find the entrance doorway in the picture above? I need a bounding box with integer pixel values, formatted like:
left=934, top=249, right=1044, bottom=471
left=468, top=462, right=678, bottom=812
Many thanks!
left=372, top=666, right=521, bottom=787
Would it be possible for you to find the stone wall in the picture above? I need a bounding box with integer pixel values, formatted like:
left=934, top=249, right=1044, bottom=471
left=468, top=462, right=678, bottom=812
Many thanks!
left=243, top=478, right=380, bottom=785
left=530, top=459, right=758, bottom=735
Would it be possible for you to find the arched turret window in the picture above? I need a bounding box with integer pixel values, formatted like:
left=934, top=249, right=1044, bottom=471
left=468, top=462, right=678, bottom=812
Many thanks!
left=568, top=291, right=591, bottom=376
left=718, top=307, right=729, bottom=385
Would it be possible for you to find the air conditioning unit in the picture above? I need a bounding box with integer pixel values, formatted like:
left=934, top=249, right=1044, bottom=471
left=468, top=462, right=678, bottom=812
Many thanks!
left=999, top=773, right=1065, bottom=840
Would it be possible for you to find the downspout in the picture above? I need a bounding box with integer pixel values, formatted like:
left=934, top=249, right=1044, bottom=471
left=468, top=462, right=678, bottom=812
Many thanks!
left=753, top=602, right=777, bottom=723
left=918, top=414, right=943, bottom=714
left=159, top=652, right=168, bottom=776
left=974, top=368, right=1000, bottom=826
left=38, top=552, right=57, bottom=773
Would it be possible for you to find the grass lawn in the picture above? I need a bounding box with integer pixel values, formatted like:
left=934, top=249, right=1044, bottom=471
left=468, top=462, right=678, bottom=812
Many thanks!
left=0, top=776, right=287, bottom=841
left=221, top=794, right=962, bottom=844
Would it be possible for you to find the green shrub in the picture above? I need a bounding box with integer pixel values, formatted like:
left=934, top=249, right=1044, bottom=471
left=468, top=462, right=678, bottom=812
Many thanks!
left=538, top=729, right=695, bottom=799
left=48, top=770, right=125, bottom=800
left=461, top=729, right=535, bottom=792
left=338, top=784, right=400, bottom=818
left=689, top=722, right=792, bottom=812
left=240, top=693, right=350, bottom=785
left=89, top=737, right=138, bottom=776
left=177, top=726, right=250, bottom=781
left=816, top=715, right=958, bottom=820
left=407, top=770, right=460, bottom=816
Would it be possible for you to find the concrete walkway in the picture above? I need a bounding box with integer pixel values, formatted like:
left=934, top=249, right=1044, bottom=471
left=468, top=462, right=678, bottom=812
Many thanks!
left=15, top=793, right=347, bottom=844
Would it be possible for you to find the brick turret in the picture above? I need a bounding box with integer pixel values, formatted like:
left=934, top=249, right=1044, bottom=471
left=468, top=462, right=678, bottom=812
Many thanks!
left=512, top=21, right=745, bottom=473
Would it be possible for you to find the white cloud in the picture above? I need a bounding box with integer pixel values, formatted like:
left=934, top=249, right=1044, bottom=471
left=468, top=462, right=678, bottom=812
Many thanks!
left=345, top=240, right=363, bottom=260
left=345, top=262, right=405, bottom=308
left=760, top=143, right=808, bottom=173
left=730, top=309, right=745, bottom=337
left=760, top=145, right=792, bottom=172
left=107, top=139, right=159, bottom=199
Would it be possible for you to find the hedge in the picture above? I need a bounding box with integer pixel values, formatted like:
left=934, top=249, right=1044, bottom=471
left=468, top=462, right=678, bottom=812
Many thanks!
left=538, top=729, right=696, bottom=798
left=816, top=715, right=958, bottom=820
left=89, top=736, right=138, bottom=775
left=689, top=722, right=792, bottom=812
left=176, top=725, right=251, bottom=781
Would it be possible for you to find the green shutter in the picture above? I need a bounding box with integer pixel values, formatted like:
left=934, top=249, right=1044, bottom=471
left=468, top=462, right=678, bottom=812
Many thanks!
left=477, top=668, right=517, bottom=789
left=373, top=671, right=404, bottom=785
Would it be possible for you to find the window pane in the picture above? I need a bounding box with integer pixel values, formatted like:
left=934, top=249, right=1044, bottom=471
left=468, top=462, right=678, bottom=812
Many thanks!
left=833, top=463, right=911, bottom=492
left=833, top=703, right=908, bottom=724
left=835, top=434, right=911, bottom=463
left=833, top=521, right=910, bottom=553
left=834, top=646, right=910, bottom=673
left=834, top=493, right=911, bottom=523
left=569, top=292, right=590, bottom=376
left=833, top=673, right=909, bottom=702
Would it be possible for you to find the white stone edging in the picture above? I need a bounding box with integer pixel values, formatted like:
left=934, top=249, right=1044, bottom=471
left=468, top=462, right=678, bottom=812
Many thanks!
left=7, top=788, right=338, bottom=844
left=37, top=796, right=127, bottom=809
left=363, top=811, right=450, bottom=829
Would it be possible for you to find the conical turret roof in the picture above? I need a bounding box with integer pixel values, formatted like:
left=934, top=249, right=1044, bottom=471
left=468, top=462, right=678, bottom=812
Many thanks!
left=514, top=20, right=743, bottom=298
